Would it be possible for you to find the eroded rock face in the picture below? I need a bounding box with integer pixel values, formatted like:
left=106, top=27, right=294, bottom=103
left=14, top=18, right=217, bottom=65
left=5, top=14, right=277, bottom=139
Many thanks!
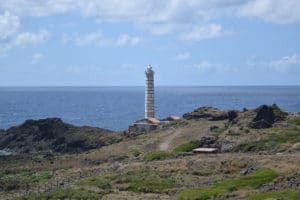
left=0, top=118, right=121, bottom=154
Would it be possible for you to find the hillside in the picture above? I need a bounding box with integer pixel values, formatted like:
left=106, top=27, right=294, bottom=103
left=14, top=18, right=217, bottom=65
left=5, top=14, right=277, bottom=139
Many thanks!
left=0, top=118, right=122, bottom=154
left=0, top=104, right=299, bottom=200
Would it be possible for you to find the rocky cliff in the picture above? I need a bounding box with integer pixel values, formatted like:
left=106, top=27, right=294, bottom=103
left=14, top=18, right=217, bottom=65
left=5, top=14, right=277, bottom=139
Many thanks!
left=0, top=118, right=122, bottom=154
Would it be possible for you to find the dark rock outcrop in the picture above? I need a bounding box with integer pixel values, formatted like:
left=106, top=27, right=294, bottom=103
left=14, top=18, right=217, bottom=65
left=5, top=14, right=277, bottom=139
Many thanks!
left=0, top=118, right=121, bottom=154
left=199, top=135, right=219, bottom=148
left=250, top=104, right=287, bottom=129
left=228, top=110, right=238, bottom=121
left=183, top=107, right=237, bottom=121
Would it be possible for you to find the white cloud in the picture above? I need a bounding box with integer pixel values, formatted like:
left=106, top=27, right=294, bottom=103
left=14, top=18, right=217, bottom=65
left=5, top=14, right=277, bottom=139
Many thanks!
left=179, top=24, right=226, bottom=41
left=30, top=53, right=44, bottom=65
left=246, top=55, right=300, bottom=73
left=239, top=0, right=300, bottom=24
left=175, top=52, right=191, bottom=61
left=0, top=0, right=244, bottom=39
left=74, top=32, right=107, bottom=46
left=116, top=34, right=142, bottom=46
left=0, top=0, right=77, bottom=17
left=1, top=0, right=299, bottom=45
left=0, top=11, right=20, bottom=41
left=12, top=30, right=50, bottom=47
left=63, top=32, right=142, bottom=47
left=269, top=55, right=300, bottom=72
left=194, top=62, right=219, bottom=73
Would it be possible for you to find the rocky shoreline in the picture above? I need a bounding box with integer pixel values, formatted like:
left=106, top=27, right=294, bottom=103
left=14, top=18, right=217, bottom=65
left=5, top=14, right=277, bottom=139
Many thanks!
left=0, top=104, right=295, bottom=155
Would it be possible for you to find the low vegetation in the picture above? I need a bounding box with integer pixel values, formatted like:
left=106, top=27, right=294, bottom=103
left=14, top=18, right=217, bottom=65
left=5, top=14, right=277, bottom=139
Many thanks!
left=16, top=188, right=102, bottom=200
left=146, top=151, right=171, bottom=161
left=247, top=190, right=300, bottom=200
left=233, top=127, right=300, bottom=152
left=178, top=168, right=278, bottom=200
left=0, top=170, right=53, bottom=191
left=288, top=118, right=300, bottom=126
left=173, top=140, right=201, bottom=153
left=124, top=178, right=175, bottom=193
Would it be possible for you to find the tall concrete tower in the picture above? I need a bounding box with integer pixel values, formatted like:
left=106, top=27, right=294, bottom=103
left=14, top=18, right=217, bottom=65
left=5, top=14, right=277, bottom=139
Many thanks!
left=145, top=65, right=155, bottom=119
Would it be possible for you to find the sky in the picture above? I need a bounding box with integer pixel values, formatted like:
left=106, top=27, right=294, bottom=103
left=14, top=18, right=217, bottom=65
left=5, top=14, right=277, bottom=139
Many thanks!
left=0, top=0, right=300, bottom=86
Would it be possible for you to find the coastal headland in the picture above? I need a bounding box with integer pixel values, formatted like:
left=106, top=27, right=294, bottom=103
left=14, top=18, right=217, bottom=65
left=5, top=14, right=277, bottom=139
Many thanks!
left=0, top=104, right=299, bottom=199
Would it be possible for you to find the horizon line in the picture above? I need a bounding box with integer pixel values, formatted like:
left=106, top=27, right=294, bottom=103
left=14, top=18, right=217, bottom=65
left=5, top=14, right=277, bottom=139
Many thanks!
left=0, top=85, right=300, bottom=88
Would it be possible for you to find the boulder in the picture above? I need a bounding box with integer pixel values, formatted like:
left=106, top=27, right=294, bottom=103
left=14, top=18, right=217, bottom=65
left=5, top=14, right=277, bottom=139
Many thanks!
left=200, top=135, right=219, bottom=148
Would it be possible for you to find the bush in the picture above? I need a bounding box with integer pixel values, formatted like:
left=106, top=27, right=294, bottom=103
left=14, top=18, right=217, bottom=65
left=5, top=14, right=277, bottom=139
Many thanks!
left=178, top=187, right=227, bottom=200
left=174, top=140, right=201, bottom=153
left=16, top=188, right=103, bottom=200
left=233, top=128, right=300, bottom=152
left=288, top=118, right=300, bottom=125
left=125, top=178, right=175, bottom=193
left=131, top=149, right=141, bottom=157
left=76, top=176, right=112, bottom=190
left=215, top=168, right=278, bottom=189
left=146, top=151, right=171, bottom=161
left=177, top=168, right=278, bottom=200
left=247, top=189, right=300, bottom=200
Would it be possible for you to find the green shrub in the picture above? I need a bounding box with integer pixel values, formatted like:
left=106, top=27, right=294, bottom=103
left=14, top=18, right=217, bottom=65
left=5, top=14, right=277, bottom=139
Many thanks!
left=174, top=140, right=201, bottom=153
left=131, top=149, right=141, bottom=157
left=16, top=188, right=103, bottom=200
left=247, top=189, right=300, bottom=200
left=0, top=170, right=53, bottom=191
left=146, top=151, right=171, bottom=161
left=215, top=168, right=278, bottom=189
left=233, top=129, right=300, bottom=152
left=178, top=187, right=227, bottom=200
left=288, top=118, right=300, bottom=126
left=177, top=168, right=278, bottom=200
left=125, top=178, right=175, bottom=193
left=76, top=176, right=112, bottom=190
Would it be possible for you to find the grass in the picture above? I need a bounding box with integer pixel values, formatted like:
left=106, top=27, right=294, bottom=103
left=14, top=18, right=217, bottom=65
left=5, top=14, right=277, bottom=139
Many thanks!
left=16, top=188, right=103, bottom=200
left=0, top=170, right=53, bottom=191
left=233, top=127, right=300, bottom=152
left=178, top=168, right=278, bottom=200
left=146, top=151, right=171, bottom=161
left=174, top=140, right=201, bottom=153
left=215, top=168, right=278, bottom=189
left=76, top=176, right=113, bottom=190
left=146, top=140, right=202, bottom=161
left=247, top=189, right=300, bottom=200
left=115, top=168, right=176, bottom=193
left=76, top=169, right=176, bottom=194
left=288, top=118, right=300, bottom=126
left=125, top=178, right=175, bottom=193
left=131, top=149, right=141, bottom=157
left=178, top=187, right=227, bottom=200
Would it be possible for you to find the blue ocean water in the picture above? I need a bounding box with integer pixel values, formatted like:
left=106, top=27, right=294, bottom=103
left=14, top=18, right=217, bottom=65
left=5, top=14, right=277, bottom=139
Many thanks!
left=0, top=86, right=299, bottom=131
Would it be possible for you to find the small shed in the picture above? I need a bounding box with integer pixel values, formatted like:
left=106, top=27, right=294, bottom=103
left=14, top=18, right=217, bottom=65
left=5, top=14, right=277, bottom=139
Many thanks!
left=193, top=147, right=218, bottom=153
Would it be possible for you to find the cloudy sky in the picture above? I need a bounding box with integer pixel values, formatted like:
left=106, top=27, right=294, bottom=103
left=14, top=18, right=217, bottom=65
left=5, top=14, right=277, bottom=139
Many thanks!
left=0, top=0, right=300, bottom=86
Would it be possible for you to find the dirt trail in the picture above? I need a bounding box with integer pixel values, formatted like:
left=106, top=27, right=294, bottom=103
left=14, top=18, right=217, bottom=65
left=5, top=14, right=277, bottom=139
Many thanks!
left=159, top=127, right=182, bottom=151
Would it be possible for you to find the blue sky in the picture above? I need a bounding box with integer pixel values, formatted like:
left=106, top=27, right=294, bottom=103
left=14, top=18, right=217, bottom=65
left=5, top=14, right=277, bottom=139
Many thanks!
left=0, top=0, right=300, bottom=86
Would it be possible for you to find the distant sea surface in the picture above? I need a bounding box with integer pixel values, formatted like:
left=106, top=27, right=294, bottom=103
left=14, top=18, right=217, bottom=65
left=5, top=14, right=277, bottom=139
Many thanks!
left=0, top=86, right=300, bottom=131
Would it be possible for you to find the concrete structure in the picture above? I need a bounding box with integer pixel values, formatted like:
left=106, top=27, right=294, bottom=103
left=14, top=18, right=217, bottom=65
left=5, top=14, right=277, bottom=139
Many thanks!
left=192, top=147, right=218, bottom=153
left=145, top=65, right=155, bottom=118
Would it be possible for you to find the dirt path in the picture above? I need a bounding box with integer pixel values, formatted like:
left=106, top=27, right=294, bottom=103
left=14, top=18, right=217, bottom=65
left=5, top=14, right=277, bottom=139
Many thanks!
left=159, top=127, right=182, bottom=151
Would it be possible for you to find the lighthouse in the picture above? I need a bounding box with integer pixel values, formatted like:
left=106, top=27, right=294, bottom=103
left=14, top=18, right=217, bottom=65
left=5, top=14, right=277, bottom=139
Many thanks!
left=145, top=65, right=155, bottom=119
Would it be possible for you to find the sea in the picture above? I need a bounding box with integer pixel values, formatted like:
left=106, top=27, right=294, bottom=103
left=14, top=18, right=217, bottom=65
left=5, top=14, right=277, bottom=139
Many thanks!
left=0, top=86, right=300, bottom=131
